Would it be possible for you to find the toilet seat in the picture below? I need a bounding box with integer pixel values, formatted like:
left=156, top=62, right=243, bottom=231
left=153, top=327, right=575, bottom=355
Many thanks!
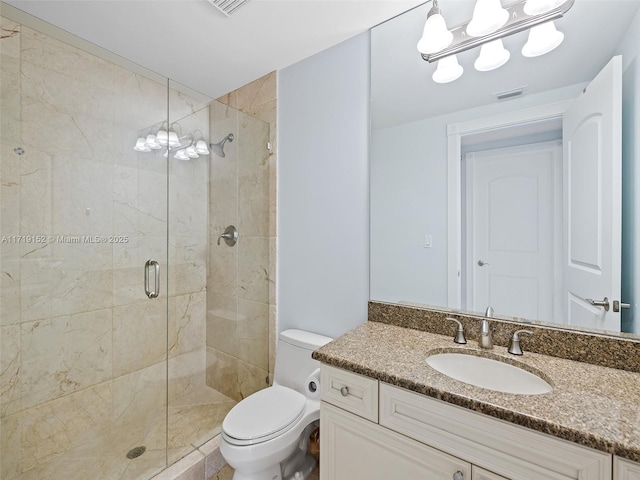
left=222, top=386, right=307, bottom=446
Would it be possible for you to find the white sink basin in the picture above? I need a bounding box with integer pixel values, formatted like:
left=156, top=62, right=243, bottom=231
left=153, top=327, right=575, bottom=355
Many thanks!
left=426, top=352, right=552, bottom=395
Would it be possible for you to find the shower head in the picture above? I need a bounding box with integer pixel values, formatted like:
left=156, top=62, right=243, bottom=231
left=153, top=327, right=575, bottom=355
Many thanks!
left=210, top=133, right=234, bottom=158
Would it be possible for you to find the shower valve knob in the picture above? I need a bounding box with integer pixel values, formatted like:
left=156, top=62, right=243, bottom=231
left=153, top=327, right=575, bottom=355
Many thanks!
left=217, top=225, right=238, bottom=247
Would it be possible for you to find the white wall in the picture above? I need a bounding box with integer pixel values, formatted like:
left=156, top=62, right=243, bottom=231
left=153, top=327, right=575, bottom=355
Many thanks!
left=370, top=84, right=585, bottom=307
left=277, top=33, right=370, bottom=339
left=617, top=8, right=640, bottom=334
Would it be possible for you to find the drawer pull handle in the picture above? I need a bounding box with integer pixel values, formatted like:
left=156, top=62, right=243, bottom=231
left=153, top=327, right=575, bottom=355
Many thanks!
left=453, top=471, right=463, bottom=480
left=340, top=386, right=349, bottom=397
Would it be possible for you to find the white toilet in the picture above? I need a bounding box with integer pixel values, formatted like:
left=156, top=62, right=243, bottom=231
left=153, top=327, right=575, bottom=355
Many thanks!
left=220, top=329, right=333, bottom=480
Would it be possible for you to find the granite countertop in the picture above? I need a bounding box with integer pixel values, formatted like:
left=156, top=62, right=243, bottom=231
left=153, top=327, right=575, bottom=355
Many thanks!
left=312, top=321, right=640, bottom=462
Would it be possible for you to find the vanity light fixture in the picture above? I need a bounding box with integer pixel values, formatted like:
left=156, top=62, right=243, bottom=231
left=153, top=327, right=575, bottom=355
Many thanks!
left=133, top=122, right=210, bottom=161
left=418, top=0, right=573, bottom=83
left=417, top=0, right=454, bottom=54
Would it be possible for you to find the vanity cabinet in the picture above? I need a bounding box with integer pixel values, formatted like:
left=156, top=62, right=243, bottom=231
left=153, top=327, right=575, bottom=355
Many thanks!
left=615, top=457, right=640, bottom=480
left=319, top=365, right=614, bottom=480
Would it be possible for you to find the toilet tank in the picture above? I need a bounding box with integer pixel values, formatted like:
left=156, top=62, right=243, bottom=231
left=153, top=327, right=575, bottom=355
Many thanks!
left=273, top=329, right=333, bottom=394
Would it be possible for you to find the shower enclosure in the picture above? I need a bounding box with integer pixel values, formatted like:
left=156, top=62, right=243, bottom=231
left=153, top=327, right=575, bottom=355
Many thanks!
left=0, top=9, right=271, bottom=480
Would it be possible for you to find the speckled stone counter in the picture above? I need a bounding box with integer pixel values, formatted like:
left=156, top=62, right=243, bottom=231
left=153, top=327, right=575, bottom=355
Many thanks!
left=312, top=321, right=640, bottom=463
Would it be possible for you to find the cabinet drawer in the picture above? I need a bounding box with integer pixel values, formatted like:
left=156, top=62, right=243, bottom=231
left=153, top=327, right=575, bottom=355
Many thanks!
left=320, top=365, right=378, bottom=422
left=380, top=383, right=611, bottom=480
left=615, top=457, right=640, bottom=480
left=473, top=466, right=510, bottom=480
left=321, top=402, right=471, bottom=480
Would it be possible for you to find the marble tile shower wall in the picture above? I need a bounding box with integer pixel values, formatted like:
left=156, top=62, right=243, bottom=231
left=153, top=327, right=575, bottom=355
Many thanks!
left=0, top=17, right=209, bottom=479
left=207, top=73, right=276, bottom=400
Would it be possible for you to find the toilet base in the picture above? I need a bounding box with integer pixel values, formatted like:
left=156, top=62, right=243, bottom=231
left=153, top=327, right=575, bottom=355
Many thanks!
left=231, top=450, right=316, bottom=480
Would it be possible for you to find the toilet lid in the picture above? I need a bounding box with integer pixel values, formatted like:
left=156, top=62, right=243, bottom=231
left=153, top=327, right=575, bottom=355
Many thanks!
left=223, top=386, right=306, bottom=444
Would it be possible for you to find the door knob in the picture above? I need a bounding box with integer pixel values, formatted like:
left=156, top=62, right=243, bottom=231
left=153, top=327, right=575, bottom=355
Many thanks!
left=586, top=297, right=609, bottom=311
left=477, top=260, right=489, bottom=267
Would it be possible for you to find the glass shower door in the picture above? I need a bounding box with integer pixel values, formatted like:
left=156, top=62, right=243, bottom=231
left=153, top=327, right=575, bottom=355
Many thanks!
left=0, top=13, right=170, bottom=480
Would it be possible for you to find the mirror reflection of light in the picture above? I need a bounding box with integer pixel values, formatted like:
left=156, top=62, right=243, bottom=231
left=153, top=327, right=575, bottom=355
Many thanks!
left=474, top=39, right=511, bottom=71
left=522, top=21, right=565, bottom=57
left=467, top=0, right=509, bottom=37
left=433, top=55, right=464, bottom=83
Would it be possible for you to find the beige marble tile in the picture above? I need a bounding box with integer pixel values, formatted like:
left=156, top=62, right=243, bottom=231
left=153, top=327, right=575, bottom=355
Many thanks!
left=238, top=237, right=269, bottom=304
left=0, top=324, right=20, bottom=417
left=169, top=292, right=207, bottom=358
left=1, top=53, right=21, bottom=146
left=208, top=246, right=238, bottom=298
left=206, top=293, right=238, bottom=357
left=20, top=26, right=114, bottom=91
left=1, top=17, right=21, bottom=59
left=113, top=164, right=139, bottom=236
left=210, top=464, right=234, bottom=480
left=209, top=175, right=238, bottom=229
left=0, top=243, right=21, bottom=326
left=113, top=300, right=167, bottom=377
left=169, top=349, right=206, bottom=402
left=112, top=362, right=166, bottom=430
left=138, top=168, right=168, bottom=236
left=268, top=152, right=278, bottom=238
left=113, top=265, right=148, bottom=307
left=20, top=61, right=114, bottom=165
left=20, top=258, right=113, bottom=322
left=238, top=170, right=269, bottom=238
left=20, top=309, right=112, bottom=410
left=206, top=347, right=240, bottom=401
left=199, top=435, right=226, bottom=480
left=235, top=72, right=276, bottom=115
left=215, top=90, right=238, bottom=109
left=169, top=236, right=207, bottom=297
left=269, top=237, right=277, bottom=306
left=238, top=359, right=268, bottom=400
left=20, top=382, right=112, bottom=473
left=269, top=304, right=277, bottom=376
left=19, top=148, right=52, bottom=237
left=1, top=412, right=21, bottom=480
left=237, top=112, right=269, bottom=177
left=237, top=299, right=269, bottom=371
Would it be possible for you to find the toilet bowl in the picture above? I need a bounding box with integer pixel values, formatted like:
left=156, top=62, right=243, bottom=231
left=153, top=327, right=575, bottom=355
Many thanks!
left=220, top=329, right=332, bottom=480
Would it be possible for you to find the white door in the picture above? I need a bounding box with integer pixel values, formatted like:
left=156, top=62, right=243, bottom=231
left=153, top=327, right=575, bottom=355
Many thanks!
left=465, top=141, right=562, bottom=322
left=563, top=56, right=622, bottom=330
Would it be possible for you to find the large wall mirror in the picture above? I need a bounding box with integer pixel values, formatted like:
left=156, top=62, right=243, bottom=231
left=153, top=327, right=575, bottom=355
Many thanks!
left=370, top=0, right=640, bottom=337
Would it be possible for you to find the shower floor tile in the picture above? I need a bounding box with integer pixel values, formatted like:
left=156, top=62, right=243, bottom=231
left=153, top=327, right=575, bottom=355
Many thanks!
left=11, top=385, right=236, bottom=480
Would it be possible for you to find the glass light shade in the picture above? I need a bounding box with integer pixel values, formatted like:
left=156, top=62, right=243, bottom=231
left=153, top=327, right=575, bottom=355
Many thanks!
left=417, top=13, right=453, bottom=54
left=145, top=134, right=162, bottom=150
left=523, top=0, right=564, bottom=15
left=467, top=0, right=509, bottom=37
left=474, top=39, right=510, bottom=71
left=195, top=140, right=210, bottom=155
left=522, top=21, right=564, bottom=57
left=174, top=149, right=190, bottom=161
left=163, top=149, right=169, bottom=158
left=168, top=131, right=180, bottom=147
left=133, top=137, right=151, bottom=152
left=186, top=145, right=200, bottom=159
left=432, top=55, right=464, bottom=84
left=156, top=129, right=168, bottom=146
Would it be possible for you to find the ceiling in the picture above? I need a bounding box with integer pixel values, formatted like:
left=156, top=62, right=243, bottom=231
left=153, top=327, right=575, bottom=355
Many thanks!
left=371, top=0, right=640, bottom=128
left=4, top=0, right=425, bottom=99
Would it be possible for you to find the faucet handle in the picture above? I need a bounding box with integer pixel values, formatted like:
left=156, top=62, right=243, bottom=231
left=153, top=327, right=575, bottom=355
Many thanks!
left=445, top=317, right=467, bottom=344
left=508, top=329, right=534, bottom=355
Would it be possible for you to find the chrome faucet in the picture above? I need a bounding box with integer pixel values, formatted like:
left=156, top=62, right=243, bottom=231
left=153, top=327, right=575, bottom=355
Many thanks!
left=480, top=306, right=494, bottom=349
left=508, top=329, right=534, bottom=355
left=479, top=319, right=493, bottom=349
left=445, top=317, right=467, bottom=344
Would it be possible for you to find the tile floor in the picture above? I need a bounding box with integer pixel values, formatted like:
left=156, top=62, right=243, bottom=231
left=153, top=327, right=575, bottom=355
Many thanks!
left=215, top=464, right=320, bottom=480
left=10, top=385, right=235, bottom=480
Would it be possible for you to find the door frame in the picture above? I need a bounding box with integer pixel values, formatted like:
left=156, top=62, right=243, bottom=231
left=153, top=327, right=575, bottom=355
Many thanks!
left=446, top=101, right=571, bottom=308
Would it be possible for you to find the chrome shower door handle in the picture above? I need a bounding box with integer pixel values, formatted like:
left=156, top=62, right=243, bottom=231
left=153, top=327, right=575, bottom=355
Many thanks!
left=144, top=259, right=160, bottom=299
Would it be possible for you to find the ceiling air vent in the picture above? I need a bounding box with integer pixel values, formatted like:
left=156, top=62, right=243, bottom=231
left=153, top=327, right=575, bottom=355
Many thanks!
left=207, top=0, right=250, bottom=17
left=494, top=86, right=527, bottom=101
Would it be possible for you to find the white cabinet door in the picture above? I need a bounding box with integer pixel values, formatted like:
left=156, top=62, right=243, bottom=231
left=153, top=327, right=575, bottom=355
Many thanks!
left=473, top=466, right=510, bottom=480
left=320, top=402, right=471, bottom=480
left=615, top=457, right=640, bottom=480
